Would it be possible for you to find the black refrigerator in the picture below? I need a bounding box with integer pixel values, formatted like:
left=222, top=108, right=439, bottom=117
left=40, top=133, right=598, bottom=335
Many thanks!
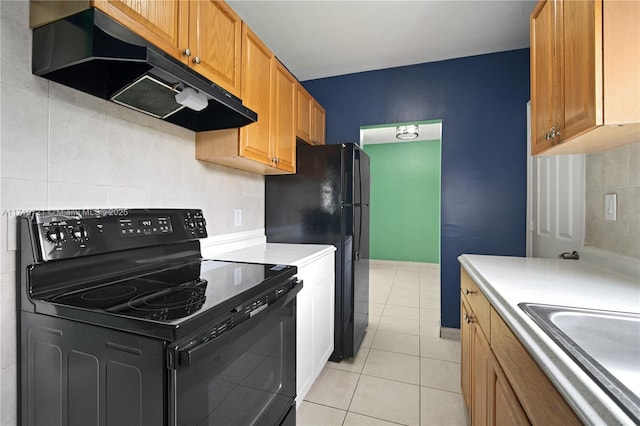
left=265, top=142, right=370, bottom=361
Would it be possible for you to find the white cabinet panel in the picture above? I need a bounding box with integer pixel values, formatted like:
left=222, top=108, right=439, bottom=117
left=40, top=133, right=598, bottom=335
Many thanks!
left=295, top=252, right=335, bottom=406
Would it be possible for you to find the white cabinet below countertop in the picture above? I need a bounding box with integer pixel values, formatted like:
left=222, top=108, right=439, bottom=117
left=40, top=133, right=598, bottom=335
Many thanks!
left=206, top=242, right=336, bottom=406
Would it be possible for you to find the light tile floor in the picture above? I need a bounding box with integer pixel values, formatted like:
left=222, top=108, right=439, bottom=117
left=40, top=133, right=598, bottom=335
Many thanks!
left=297, top=260, right=467, bottom=426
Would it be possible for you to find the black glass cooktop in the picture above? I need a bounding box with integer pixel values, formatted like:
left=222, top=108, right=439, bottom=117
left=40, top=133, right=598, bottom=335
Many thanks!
left=44, top=259, right=295, bottom=324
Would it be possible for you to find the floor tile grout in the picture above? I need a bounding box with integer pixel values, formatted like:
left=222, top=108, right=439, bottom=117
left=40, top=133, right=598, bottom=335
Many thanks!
left=299, top=260, right=465, bottom=426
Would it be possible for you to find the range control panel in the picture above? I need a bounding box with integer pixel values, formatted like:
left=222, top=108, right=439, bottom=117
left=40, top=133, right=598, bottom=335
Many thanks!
left=118, top=216, right=173, bottom=237
left=31, top=209, right=207, bottom=261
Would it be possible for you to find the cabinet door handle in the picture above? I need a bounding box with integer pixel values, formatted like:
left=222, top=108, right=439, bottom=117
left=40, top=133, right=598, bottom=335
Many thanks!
left=192, top=56, right=201, bottom=65
left=464, top=314, right=475, bottom=324
left=464, top=288, right=474, bottom=295
left=182, top=48, right=191, bottom=57
left=546, top=127, right=561, bottom=141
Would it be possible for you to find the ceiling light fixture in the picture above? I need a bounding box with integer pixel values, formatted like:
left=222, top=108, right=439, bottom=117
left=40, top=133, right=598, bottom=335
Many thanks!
left=396, top=124, right=419, bottom=140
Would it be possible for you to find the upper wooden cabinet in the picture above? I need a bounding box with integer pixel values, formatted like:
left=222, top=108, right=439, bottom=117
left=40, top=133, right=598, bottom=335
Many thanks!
left=92, top=0, right=188, bottom=63
left=296, top=85, right=313, bottom=142
left=312, top=101, right=326, bottom=146
left=98, top=0, right=242, bottom=97
left=195, top=24, right=296, bottom=174
left=186, top=0, right=242, bottom=97
left=270, top=60, right=297, bottom=173
left=296, top=84, right=326, bottom=145
left=32, top=0, right=243, bottom=97
left=531, top=0, right=640, bottom=155
left=239, top=24, right=274, bottom=169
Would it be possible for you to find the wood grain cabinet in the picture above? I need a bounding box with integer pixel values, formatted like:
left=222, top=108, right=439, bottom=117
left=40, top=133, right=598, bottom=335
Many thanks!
left=195, top=24, right=296, bottom=174
left=530, top=0, right=640, bottom=155
left=296, top=84, right=326, bottom=145
left=30, top=0, right=242, bottom=97
left=96, top=0, right=242, bottom=97
left=488, top=354, right=530, bottom=426
left=460, top=273, right=491, bottom=425
left=460, top=267, right=580, bottom=425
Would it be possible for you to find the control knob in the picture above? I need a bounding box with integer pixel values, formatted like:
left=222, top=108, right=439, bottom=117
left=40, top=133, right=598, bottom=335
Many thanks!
left=72, top=226, right=88, bottom=240
left=45, top=227, right=66, bottom=243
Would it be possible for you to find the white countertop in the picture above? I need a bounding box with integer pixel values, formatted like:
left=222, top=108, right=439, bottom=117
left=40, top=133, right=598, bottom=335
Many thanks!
left=203, top=243, right=336, bottom=268
left=458, top=254, right=640, bottom=426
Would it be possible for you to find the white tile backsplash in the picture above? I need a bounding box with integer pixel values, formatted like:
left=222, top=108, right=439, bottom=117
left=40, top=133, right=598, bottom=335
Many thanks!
left=0, top=273, right=16, bottom=370
left=48, top=87, right=109, bottom=185
left=0, top=83, right=49, bottom=180
left=0, top=2, right=265, bottom=422
left=0, top=1, right=48, bottom=95
left=585, top=142, right=640, bottom=260
left=47, top=181, right=107, bottom=209
left=107, top=117, right=150, bottom=187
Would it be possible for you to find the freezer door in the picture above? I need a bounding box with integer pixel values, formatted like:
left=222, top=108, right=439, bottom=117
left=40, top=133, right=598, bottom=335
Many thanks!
left=265, top=143, right=343, bottom=244
left=352, top=147, right=370, bottom=355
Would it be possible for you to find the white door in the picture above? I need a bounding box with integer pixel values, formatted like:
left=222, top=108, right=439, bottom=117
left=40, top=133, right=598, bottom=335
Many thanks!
left=526, top=103, right=585, bottom=259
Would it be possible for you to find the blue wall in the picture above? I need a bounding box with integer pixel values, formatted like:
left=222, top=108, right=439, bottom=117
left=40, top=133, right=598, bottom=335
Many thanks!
left=303, top=49, right=530, bottom=329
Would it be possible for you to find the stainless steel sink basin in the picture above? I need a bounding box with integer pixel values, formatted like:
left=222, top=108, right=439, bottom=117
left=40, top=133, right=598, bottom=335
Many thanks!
left=519, top=303, right=640, bottom=422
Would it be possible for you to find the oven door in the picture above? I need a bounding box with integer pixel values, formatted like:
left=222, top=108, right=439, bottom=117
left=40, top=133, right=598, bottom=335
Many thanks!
left=168, top=284, right=299, bottom=426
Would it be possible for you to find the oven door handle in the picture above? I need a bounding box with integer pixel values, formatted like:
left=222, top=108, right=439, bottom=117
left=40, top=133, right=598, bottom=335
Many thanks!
left=169, top=281, right=302, bottom=369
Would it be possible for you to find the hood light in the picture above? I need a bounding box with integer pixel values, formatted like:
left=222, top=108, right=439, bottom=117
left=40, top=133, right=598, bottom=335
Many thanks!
left=175, top=87, right=208, bottom=111
left=396, top=125, right=419, bottom=140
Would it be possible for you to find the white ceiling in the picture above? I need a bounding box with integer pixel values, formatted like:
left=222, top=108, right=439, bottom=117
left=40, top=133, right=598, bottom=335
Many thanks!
left=361, top=122, right=442, bottom=145
left=227, top=0, right=537, bottom=81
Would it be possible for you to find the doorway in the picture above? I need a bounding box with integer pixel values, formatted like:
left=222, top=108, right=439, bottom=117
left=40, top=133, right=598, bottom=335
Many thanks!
left=361, top=120, right=442, bottom=263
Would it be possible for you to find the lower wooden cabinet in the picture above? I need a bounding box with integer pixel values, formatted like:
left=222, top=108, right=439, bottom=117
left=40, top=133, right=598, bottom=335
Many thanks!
left=471, top=318, right=490, bottom=425
left=489, top=354, right=530, bottom=426
left=460, top=267, right=580, bottom=426
left=461, top=300, right=472, bottom=413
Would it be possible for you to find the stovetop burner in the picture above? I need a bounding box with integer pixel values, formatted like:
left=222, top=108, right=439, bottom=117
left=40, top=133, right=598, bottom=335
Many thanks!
left=81, top=285, right=138, bottom=301
left=51, top=276, right=208, bottom=321
left=39, top=259, right=295, bottom=328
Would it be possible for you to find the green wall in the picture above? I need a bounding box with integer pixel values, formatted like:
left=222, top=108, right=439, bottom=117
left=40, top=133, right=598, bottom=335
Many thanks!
left=364, top=140, right=441, bottom=263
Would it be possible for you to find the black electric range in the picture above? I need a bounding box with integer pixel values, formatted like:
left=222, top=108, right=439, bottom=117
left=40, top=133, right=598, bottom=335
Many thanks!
left=17, top=209, right=300, bottom=426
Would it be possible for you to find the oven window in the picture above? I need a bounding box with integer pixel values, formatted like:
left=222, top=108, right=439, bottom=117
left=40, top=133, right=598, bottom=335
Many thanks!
left=174, top=300, right=296, bottom=426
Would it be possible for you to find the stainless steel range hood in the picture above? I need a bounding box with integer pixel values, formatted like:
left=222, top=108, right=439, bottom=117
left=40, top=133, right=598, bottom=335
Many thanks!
left=32, top=9, right=257, bottom=132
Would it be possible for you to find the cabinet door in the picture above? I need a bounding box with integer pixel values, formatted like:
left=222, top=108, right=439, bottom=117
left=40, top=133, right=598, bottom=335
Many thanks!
left=240, top=24, right=273, bottom=167
left=271, top=60, right=296, bottom=173
left=530, top=0, right=560, bottom=154
left=188, top=0, right=242, bottom=97
left=489, top=355, right=531, bottom=426
left=461, top=299, right=472, bottom=414
left=93, top=0, right=188, bottom=63
left=560, top=0, right=601, bottom=141
left=296, top=85, right=313, bottom=143
left=471, top=323, right=490, bottom=426
left=312, top=101, right=326, bottom=145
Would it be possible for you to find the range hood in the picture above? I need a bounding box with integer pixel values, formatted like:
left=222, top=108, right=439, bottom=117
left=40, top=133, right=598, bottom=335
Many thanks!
left=32, top=9, right=257, bottom=132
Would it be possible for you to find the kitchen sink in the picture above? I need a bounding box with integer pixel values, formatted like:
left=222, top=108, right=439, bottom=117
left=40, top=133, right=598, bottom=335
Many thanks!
left=519, top=303, right=640, bottom=422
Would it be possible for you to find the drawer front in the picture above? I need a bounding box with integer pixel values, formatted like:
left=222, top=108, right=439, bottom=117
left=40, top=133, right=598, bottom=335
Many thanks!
left=490, top=308, right=581, bottom=426
left=461, top=267, right=490, bottom=340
